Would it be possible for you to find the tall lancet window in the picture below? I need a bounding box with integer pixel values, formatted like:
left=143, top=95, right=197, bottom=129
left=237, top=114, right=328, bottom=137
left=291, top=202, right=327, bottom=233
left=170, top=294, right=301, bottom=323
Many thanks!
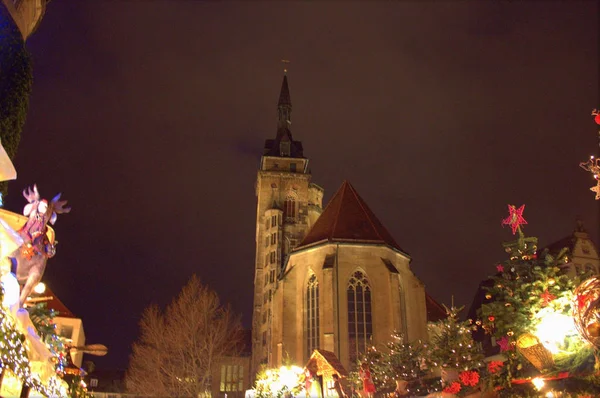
left=305, top=274, right=320, bottom=358
left=283, top=192, right=297, bottom=222
left=347, top=270, right=372, bottom=363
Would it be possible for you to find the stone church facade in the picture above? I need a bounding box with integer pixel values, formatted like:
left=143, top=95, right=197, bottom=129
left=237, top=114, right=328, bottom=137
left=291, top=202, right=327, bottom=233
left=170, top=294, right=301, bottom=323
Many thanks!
left=251, top=75, right=430, bottom=377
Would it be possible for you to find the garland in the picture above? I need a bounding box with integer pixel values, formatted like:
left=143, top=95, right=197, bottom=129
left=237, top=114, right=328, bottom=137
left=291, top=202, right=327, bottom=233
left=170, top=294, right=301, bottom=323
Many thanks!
left=0, top=4, right=34, bottom=197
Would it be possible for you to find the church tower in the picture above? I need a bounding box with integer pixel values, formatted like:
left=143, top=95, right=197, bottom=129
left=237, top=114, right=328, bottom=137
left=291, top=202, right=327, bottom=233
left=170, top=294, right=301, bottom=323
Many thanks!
left=251, top=74, right=324, bottom=376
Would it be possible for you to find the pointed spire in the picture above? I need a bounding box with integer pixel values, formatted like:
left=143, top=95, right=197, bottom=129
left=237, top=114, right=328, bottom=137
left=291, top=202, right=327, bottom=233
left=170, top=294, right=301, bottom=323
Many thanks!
left=278, top=74, right=291, bottom=106
left=277, top=74, right=292, bottom=128
left=262, top=72, right=304, bottom=158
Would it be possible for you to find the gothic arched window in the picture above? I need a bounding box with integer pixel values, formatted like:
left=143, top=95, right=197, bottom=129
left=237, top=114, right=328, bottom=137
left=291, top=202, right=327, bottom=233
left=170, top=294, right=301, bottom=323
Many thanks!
left=284, top=192, right=297, bottom=222
left=347, top=270, right=372, bottom=363
left=305, top=274, right=320, bottom=358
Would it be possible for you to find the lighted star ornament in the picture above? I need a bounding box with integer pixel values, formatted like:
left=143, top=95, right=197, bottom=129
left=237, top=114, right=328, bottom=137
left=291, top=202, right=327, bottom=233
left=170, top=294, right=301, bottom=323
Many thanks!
left=579, top=109, right=600, bottom=199
left=501, top=204, right=527, bottom=235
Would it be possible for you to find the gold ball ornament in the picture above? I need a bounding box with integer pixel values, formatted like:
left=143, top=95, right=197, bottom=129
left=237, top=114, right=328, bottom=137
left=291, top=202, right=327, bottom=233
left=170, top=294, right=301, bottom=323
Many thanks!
left=587, top=322, right=600, bottom=338
left=573, top=277, right=600, bottom=348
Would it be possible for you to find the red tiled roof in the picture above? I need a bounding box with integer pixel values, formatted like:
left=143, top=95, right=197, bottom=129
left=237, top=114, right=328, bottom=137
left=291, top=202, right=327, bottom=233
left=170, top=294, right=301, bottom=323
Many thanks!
left=296, top=181, right=407, bottom=253
left=425, top=293, right=447, bottom=322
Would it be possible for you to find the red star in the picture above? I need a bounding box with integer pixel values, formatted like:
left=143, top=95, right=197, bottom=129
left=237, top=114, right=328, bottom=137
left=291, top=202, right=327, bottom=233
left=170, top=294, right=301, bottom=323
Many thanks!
left=540, top=289, right=556, bottom=306
left=496, top=264, right=504, bottom=272
left=497, top=336, right=511, bottom=352
left=577, top=294, right=591, bottom=310
left=502, top=204, right=527, bottom=235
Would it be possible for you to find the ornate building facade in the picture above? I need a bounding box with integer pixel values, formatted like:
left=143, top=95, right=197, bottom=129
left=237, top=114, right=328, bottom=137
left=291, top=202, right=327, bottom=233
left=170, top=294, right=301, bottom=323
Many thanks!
left=251, top=75, right=429, bottom=376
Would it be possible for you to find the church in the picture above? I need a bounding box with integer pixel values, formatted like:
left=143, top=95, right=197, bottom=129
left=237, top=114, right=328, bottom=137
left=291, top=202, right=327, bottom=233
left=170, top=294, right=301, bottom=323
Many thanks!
left=250, top=74, right=439, bottom=377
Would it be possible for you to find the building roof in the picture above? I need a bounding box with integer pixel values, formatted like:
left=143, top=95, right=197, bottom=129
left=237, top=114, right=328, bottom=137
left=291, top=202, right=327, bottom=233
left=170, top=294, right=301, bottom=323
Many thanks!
left=308, top=349, right=348, bottom=377
left=538, top=219, right=591, bottom=258
left=425, top=293, right=448, bottom=322
left=25, top=286, right=75, bottom=318
left=296, top=181, right=407, bottom=254
left=263, top=129, right=304, bottom=158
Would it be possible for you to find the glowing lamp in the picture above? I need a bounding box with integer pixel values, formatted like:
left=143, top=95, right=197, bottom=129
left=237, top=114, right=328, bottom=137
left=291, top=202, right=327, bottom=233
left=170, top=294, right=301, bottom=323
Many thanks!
left=278, top=365, right=303, bottom=390
left=534, top=309, right=577, bottom=354
left=532, top=377, right=545, bottom=391
left=33, top=282, right=46, bottom=294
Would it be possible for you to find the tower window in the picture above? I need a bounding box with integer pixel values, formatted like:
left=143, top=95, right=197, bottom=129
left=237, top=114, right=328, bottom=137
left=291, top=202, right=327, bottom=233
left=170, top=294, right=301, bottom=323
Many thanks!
left=272, top=216, right=277, bottom=227
left=280, top=141, right=291, bottom=157
left=284, top=193, right=297, bottom=221
left=347, top=270, right=372, bottom=363
left=305, top=274, right=320, bottom=359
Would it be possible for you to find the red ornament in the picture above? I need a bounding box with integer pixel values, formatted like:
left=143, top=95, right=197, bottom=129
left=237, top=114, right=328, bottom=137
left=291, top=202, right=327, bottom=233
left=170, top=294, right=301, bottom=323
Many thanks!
left=496, top=264, right=505, bottom=273
left=443, top=382, right=461, bottom=394
left=459, top=370, right=480, bottom=387
left=487, top=361, right=504, bottom=374
left=595, top=114, right=600, bottom=125
left=540, top=289, right=557, bottom=306
left=577, top=293, right=591, bottom=310
left=488, top=315, right=495, bottom=322
left=497, top=336, right=512, bottom=352
left=501, top=204, right=527, bottom=235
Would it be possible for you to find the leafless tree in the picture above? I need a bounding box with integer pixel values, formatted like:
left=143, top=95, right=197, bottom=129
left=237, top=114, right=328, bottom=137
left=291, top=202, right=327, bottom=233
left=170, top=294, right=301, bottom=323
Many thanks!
left=126, top=275, right=242, bottom=397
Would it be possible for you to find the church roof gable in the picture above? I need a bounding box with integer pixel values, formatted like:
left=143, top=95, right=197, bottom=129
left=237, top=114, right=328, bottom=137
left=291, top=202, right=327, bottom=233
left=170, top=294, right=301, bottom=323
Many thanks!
left=296, top=181, right=407, bottom=253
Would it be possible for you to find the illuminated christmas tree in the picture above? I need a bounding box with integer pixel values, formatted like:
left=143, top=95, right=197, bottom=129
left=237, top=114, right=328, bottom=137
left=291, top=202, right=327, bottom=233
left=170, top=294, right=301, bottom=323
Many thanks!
left=477, top=205, right=599, bottom=396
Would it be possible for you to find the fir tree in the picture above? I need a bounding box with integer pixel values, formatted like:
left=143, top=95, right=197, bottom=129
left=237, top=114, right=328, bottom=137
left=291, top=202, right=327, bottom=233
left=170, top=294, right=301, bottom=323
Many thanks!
left=428, top=305, right=483, bottom=371
left=477, top=205, right=595, bottom=396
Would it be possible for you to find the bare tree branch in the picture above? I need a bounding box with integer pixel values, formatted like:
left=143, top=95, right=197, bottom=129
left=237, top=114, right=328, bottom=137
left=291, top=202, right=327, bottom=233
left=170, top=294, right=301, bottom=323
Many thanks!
left=126, top=275, right=243, bottom=397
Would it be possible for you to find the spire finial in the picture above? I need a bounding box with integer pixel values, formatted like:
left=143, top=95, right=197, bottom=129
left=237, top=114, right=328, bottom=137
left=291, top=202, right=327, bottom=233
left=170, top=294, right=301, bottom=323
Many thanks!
left=281, top=59, right=290, bottom=74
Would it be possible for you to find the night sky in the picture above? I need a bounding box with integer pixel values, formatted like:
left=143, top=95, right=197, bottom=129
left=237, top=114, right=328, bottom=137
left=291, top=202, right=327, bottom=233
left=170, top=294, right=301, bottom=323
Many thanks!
left=6, top=1, right=598, bottom=369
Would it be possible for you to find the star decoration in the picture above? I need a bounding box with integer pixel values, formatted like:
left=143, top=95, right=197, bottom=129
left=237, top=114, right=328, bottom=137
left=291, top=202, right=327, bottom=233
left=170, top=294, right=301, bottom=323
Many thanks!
left=590, top=181, right=600, bottom=200
left=501, top=204, right=527, bottom=235
left=496, top=264, right=504, bottom=273
left=497, top=336, right=511, bottom=352
left=577, top=294, right=591, bottom=310
left=540, top=289, right=556, bottom=306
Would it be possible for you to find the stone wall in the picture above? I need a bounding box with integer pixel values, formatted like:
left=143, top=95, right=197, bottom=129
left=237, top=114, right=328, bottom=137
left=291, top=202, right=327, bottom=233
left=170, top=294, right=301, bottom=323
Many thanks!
left=272, top=242, right=428, bottom=371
